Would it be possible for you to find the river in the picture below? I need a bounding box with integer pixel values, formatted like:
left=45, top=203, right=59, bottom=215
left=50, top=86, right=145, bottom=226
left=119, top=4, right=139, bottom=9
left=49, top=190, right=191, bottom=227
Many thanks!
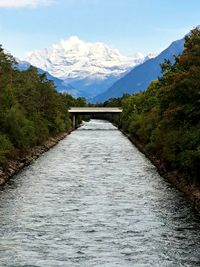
left=0, top=120, right=200, bottom=267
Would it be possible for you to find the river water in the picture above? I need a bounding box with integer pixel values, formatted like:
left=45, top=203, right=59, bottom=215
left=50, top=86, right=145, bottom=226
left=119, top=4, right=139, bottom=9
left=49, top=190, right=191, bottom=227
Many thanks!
left=0, top=120, right=200, bottom=267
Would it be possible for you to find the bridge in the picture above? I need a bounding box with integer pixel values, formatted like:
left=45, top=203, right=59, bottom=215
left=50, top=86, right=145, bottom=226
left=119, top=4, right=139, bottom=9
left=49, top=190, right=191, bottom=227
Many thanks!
left=69, top=107, right=123, bottom=128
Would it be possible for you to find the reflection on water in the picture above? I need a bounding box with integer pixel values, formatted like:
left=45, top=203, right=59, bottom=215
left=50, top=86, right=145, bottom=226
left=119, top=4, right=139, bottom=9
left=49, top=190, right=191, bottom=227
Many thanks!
left=0, top=120, right=200, bottom=267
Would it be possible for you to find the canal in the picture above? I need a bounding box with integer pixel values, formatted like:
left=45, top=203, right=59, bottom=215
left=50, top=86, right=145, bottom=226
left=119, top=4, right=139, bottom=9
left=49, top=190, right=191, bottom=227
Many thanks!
left=0, top=120, right=200, bottom=266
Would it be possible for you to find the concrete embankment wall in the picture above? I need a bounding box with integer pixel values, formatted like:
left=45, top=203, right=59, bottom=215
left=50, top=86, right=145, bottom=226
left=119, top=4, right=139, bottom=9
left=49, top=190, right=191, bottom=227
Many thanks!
left=120, top=128, right=200, bottom=210
left=0, top=130, right=72, bottom=186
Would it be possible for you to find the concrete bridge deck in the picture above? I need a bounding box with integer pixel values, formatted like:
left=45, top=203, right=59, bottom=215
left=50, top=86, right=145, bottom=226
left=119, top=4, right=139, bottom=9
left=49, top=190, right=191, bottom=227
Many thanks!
left=69, top=107, right=122, bottom=115
left=68, top=107, right=123, bottom=128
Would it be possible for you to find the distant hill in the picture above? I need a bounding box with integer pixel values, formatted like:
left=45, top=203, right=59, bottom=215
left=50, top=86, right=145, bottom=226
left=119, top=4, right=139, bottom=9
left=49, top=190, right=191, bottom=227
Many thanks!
left=93, top=38, right=185, bottom=103
left=17, top=60, right=76, bottom=94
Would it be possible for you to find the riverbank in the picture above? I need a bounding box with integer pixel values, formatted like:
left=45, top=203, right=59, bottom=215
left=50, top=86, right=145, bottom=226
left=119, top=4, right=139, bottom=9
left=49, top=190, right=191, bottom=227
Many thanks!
left=120, top=129, right=200, bottom=210
left=0, top=130, right=72, bottom=186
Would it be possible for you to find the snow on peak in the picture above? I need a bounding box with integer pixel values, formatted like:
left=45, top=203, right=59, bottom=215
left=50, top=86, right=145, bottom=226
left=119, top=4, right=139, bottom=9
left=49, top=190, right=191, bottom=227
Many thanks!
left=144, top=52, right=159, bottom=60
left=26, top=36, right=146, bottom=80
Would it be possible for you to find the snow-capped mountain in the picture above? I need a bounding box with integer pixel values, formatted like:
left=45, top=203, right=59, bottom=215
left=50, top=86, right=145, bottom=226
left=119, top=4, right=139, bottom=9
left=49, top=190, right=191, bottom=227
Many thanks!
left=26, top=36, right=151, bottom=98
left=27, top=36, right=145, bottom=79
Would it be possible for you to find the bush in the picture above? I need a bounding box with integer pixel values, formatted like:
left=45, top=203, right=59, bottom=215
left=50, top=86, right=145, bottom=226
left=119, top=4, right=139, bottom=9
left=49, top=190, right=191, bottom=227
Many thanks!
left=0, top=134, right=13, bottom=169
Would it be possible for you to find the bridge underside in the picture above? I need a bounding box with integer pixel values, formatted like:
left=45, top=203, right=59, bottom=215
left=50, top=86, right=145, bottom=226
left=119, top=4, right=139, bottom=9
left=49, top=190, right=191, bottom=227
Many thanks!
left=68, top=107, right=122, bottom=128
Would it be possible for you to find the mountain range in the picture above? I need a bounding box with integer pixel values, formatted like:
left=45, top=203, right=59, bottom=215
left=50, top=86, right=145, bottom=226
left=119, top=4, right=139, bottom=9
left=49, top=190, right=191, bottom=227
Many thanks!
left=19, top=36, right=185, bottom=103
left=26, top=36, right=155, bottom=99
left=93, top=38, right=185, bottom=102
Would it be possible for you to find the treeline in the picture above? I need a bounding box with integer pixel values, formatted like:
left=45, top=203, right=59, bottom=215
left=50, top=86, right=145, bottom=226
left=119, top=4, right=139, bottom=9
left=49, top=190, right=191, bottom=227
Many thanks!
left=104, top=27, right=200, bottom=184
left=0, top=46, right=86, bottom=169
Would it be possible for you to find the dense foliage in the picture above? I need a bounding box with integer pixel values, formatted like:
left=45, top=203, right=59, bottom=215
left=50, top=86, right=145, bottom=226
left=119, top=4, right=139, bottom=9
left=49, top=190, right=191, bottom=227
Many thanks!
left=0, top=46, right=86, bottom=169
left=105, top=27, right=200, bottom=184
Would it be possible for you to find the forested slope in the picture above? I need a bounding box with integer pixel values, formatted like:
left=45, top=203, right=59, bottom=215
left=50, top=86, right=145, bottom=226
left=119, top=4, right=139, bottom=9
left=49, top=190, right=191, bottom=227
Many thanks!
left=0, top=47, right=85, bottom=170
left=105, top=27, right=200, bottom=184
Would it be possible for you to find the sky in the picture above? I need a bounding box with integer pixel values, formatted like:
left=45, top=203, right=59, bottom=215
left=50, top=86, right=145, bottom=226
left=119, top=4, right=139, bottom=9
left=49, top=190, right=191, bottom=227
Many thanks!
left=0, top=0, right=199, bottom=59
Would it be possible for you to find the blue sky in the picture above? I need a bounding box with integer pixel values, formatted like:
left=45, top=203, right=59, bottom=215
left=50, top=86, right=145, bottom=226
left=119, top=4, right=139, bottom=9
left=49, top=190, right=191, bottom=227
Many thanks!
left=0, top=0, right=199, bottom=58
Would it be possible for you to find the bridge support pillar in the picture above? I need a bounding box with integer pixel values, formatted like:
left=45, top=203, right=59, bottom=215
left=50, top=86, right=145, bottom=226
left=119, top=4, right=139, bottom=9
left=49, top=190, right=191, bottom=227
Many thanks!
left=73, top=115, right=76, bottom=129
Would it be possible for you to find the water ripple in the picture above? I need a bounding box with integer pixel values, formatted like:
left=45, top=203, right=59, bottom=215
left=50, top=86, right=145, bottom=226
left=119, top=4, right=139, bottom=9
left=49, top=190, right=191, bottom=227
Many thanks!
left=0, top=120, right=200, bottom=267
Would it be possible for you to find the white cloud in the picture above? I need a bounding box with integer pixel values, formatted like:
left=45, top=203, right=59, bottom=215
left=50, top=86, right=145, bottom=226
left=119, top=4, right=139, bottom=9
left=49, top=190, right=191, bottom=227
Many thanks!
left=0, top=0, right=54, bottom=8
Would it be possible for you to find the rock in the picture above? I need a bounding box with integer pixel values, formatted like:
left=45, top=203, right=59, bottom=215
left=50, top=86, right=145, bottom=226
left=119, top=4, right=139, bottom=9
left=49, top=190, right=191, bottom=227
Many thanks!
left=0, top=169, right=4, bottom=177
left=0, top=130, right=71, bottom=187
left=0, top=178, right=5, bottom=185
